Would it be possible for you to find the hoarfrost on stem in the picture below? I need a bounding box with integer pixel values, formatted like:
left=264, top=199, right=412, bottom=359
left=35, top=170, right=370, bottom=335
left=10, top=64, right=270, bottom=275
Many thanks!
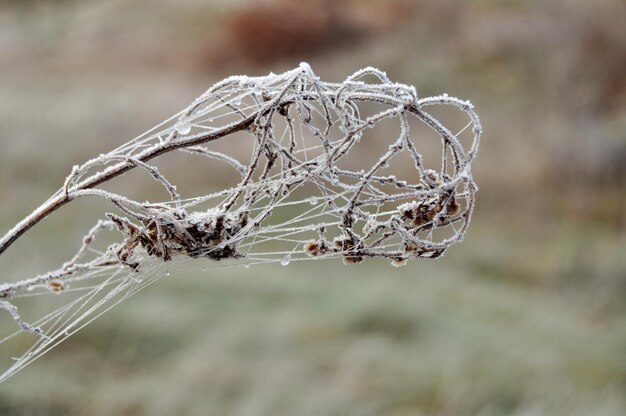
left=0, top=63, right=481, bottom=383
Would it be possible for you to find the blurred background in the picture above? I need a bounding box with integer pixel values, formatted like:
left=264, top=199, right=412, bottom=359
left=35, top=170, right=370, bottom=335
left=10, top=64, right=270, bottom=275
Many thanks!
left=0, top=0, right=625, bottom=415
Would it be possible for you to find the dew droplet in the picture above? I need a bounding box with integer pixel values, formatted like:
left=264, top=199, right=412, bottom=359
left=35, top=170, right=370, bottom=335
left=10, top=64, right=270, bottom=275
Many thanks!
left=308, top=197, right=318, bottom=205
left=280, top=255, right=291, bottom=266
left=176, top=120, right=191, bottom=134
left=243, top=263, right=250, bottom=269
left=165, top=271, right=171, bottom=277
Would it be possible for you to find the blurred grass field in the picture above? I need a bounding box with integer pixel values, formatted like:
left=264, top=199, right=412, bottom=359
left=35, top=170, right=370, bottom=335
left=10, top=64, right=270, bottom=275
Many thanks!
left=0, top=0, right=625, bottom=415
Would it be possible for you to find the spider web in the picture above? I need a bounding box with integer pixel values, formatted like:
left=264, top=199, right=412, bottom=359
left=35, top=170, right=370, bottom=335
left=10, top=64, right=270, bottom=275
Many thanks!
left=0, top=63, right=481, bottom=382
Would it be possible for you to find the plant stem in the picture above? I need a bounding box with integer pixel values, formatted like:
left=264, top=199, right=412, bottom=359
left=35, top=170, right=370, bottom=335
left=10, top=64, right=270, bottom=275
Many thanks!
left=0, top=115, right=255, bottom=257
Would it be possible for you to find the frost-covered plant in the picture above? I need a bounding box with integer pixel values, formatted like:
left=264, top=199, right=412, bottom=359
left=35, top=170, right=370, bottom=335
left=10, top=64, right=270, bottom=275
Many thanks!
left=0, top=63, right=481, bottom=382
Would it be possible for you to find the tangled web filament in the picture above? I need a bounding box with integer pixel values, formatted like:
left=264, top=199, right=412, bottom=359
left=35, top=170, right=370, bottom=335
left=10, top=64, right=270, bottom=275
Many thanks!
left=0, top=63, right=481, bottom=382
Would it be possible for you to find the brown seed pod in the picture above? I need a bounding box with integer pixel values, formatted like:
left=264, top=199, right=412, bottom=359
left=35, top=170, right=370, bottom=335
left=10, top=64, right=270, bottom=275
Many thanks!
left=48, top=281, right=65, bottom=293
left=447, top=196, right=460, bottom=216
left=304, top=241, right=320, bottom=257
left=342, top=255, right=364, bottom=265
left=391, top=258, right=408, bottom=267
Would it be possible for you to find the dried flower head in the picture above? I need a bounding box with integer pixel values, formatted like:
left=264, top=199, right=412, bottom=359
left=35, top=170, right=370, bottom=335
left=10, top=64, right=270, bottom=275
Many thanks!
left=0, top=63, right=480, bottom=382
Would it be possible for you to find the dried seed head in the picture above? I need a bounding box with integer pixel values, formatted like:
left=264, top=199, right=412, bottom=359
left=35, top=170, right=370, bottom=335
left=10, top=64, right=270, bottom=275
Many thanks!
left=447, top=196, right=460, bottom=216
left=49, top=281, right=66, bottom=293
left=333, top=235, right=363, bottom=265
left=342, top=256, right=363, bottom=265
left=391, top=258, right=408, bottom=267
left=399, top=198, right=442, bottom=229
left=304, top=241, right=320, bottom=257
left=424, top=205, right=438, bottom=223
left=404, top=241, right=420, bottom=253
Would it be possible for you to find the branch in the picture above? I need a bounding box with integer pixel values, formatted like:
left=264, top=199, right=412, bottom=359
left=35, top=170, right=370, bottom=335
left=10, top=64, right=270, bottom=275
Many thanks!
left=0, top=115, right=255, bottom=257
